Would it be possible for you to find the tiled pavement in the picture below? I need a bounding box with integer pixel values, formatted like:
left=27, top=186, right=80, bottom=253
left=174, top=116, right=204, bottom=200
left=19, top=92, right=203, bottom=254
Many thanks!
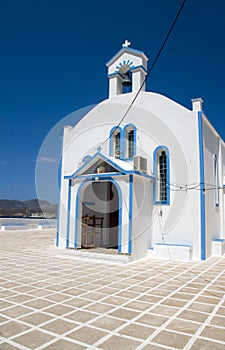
left=0, top=230, right=225, bottom=349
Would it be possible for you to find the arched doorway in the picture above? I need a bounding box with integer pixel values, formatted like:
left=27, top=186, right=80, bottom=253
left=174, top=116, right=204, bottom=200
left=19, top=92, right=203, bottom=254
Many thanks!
left=80, top=180, right=120, bottom=249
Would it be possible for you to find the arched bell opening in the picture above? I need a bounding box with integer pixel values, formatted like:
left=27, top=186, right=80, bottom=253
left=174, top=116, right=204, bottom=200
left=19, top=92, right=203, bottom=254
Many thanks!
left=122, top=71, right=132, bottom=93
left=118, top=64, right=132, bottom=94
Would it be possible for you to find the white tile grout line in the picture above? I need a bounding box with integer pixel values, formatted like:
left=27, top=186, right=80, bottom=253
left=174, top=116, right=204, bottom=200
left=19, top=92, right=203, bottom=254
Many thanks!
left=0, top=258, right=224, bottom=350
left=183, top=287, right=225, bottom=348
left=0, top=260, right=182, bottom=348
left=88, top=257, right=224, bottom=349
left=71, top=259, right=214, bottom=349
left=1, top=232, right=225, bottom=349
left=0, top=260, right=203, bottom=350
left=134, top=256, right=225, bottom=350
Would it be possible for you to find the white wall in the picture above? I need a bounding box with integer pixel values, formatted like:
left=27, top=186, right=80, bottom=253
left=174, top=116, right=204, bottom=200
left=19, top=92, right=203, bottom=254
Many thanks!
left=59, top=91, right=209, bottom=260
left=203, top=116, right=224, bottom=257
left=220, top=139, right=225, bottom=236
left=131, top=176, right=153, bottom=260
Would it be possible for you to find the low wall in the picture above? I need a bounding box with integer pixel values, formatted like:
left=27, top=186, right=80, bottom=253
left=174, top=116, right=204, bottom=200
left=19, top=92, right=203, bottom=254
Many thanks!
left=0, top=224, right=56, bottom=231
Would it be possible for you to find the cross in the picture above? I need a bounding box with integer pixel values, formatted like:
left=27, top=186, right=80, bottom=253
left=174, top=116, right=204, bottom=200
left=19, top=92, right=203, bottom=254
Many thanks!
left=122, top=40, right=131, bottom=48
left=97, top=145, right=102, bottom=152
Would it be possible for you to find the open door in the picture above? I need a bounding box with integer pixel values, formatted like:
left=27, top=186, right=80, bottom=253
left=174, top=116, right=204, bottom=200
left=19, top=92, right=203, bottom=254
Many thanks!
left=81, top=181, right=119, bottom=249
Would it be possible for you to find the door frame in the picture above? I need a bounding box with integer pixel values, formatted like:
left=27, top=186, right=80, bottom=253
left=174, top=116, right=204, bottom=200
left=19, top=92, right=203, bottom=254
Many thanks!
left=74, top=178, right=122, bottom=252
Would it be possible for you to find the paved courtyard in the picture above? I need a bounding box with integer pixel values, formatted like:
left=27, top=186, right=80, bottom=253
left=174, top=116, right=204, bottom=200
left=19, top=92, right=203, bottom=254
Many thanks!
left=0, top=229, right=225, bottom=350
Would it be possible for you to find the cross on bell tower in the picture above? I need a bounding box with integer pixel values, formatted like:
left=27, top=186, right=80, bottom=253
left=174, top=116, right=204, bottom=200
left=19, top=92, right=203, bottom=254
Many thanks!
left=106, top=42, right=148, bottom=98
left=122, top=40, right=131, bottom=47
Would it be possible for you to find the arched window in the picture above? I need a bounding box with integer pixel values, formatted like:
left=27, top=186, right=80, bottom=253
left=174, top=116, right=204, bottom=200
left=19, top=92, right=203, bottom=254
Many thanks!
left=153, top=146, right=170, bottom=205
left=214, top=154, right=219, bottom=207
left=109, top=126, right=123, bottom=159
left=124, top=124, right=136, bottom=159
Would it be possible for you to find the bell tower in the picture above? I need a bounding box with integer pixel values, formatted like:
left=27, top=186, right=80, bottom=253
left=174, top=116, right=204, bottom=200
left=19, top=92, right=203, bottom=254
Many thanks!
left=106, top=41, right=149, bottom=98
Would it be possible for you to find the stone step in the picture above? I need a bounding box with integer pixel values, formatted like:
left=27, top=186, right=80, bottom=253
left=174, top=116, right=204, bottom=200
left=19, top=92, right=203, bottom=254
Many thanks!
left=57, top=248, right=130, bottom=264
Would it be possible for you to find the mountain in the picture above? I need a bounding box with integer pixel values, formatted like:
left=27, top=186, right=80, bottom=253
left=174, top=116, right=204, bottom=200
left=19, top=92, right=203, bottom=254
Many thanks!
left=0, top=199, right=58, bottom=218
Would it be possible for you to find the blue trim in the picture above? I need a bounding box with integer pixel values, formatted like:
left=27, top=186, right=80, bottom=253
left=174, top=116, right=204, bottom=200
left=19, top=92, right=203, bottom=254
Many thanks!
left=96, top=152, right=125, bottom=173
left=74, top=178, right=122, bottom=253
left=56, top=136, right=63, bottom=247
left=153, top=145, right=170, bottom=205
left=123, top=123, right=137, bottom=159
left=56, top=157, right=62, bottom=247
left=66, top=171, right=154, bottom=181
left=106, top=47, right=146, bottom=66
left=82, top=155, right=92, bottom=163
left=64, top=151, right=125, bottom=179
left=155, top=243, right=192, bottom=248
left=107, top=72, right=122, bottom=78
left=116, top=60, right=134, bottom=70
left=129, top=65, right=148, bottom=74
left=198, top=111, right=206, bottom=260
left=63, top=152, right=154, bottom=180
left=74, top=180, right=87, bottom=249
left=137, top=172, right=154, bottom=180
left=128, top=175, right=133, bottom=254
left=108, top=65, right=148, bottom=77
left=115, top=179, right=123, bottom=253
left=109, top=126, right=123, bottom=159
left=66, top=180, right=72, bottom=248
left=65, top=152, right=122, bottom=178
left=212, top=238, right=225, bottom=242
left=69, top=152, right=99, bottom=178
left=76, top=172, right=123, bottom=179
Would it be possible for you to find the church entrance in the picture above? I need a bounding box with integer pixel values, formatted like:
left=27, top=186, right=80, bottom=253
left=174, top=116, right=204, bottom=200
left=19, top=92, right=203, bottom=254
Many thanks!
left=81, top=181, right=119, bottom=249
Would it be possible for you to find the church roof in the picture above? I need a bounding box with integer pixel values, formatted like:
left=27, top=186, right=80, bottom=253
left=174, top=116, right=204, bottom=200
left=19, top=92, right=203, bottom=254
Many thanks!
left=64, top=152, right=153, bottom=180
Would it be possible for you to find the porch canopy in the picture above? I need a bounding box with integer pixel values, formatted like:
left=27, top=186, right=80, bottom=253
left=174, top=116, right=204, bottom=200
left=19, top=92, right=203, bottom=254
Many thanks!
left=61, top=152, right=154, bottom=257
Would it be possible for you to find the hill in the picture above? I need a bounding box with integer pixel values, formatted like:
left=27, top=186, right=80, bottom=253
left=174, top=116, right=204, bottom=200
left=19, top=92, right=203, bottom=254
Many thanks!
left=0, top=199, right=58, bottom=218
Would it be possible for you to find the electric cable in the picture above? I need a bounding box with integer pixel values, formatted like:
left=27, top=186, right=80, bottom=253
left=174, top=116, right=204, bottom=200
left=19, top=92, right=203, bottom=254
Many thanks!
left=99, top=0, right=188, bottom=149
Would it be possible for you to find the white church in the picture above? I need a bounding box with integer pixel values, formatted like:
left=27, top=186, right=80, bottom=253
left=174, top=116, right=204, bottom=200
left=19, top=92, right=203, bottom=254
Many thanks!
left=57, top=42, right=225, bottom=261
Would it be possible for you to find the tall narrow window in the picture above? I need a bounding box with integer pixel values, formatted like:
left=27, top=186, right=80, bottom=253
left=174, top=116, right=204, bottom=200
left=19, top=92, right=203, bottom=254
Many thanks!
left=109, top=126, right=122, bottom=159
left=214, top=154, right=219, bottom=207
left=128, top=130, right=134, bottom=158
left=114, top=132, right=121, bottom=159
left=158, top=151, right=167, bottom=201
left=124, top=124, right=136, bottom=159
left=153, top=146, right=170, bottom=205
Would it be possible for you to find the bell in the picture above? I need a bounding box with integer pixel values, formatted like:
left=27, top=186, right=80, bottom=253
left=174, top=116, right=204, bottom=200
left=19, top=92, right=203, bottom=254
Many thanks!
left=122, top=73, right=132, bottom=87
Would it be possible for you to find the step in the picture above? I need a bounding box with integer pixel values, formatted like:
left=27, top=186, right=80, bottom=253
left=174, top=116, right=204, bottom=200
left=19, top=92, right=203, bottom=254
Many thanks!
left=57, top=248, right=130, bottom=264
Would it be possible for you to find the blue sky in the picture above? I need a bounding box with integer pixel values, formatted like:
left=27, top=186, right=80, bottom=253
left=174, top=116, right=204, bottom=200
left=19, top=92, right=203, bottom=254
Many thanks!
left=0, top=0, right=225, bottom=202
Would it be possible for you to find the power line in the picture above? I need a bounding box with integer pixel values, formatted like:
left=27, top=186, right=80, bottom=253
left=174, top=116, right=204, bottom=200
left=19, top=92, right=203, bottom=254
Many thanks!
left=167, top=183, right=224, bottom=192
left=99, top=0, right=188, bottom=149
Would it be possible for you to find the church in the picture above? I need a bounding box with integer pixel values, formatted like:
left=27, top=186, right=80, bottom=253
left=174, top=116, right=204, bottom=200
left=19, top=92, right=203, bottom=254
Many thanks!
left=57, top=42, right=225, bottom=261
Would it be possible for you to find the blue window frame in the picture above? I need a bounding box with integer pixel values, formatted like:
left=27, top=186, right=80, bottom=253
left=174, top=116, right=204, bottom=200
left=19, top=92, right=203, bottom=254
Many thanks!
left=109, top=124, right=137, bottom=160
left=123, top=124, right=137, bottom=160
left=153, top=146, right=170, bottom=205
left=109, top=126, right=123, bottom=159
